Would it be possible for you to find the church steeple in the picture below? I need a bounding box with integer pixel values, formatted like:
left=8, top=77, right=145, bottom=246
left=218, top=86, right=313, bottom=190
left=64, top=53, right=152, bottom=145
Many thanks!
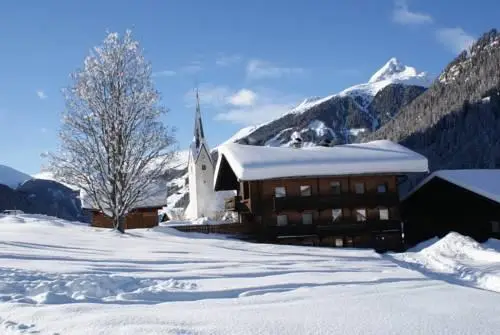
left=185, top=88, right=216, bottom=220
left=192, top=89, right=206, bottom=157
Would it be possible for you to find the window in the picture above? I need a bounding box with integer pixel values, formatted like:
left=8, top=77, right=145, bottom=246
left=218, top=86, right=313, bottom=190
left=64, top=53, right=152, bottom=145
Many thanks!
left=335, top=238, right=343, bottom=247
left=302, top=212, right=313, bottom=225
left=354, top=183, right=365, bottom=194
left=331, top=181, right=341, bottom=195
left=379, top=208, right=389, bottom=220
left=201, top=164, right=206, bottom=170
left=332, top=209, right=342, bottom=222
left=277, top=215, right=288, bottom=226
left=492, top=221, right=500, bottom=233
left=275, top=187, right=286, bottom=198
left=300, top=185, right=312, bottom=196
left=243, top=182, right=250, bottom=199
left=377, top=183, right=387, bottom=193
left=356, top=209, right=367, bottom=222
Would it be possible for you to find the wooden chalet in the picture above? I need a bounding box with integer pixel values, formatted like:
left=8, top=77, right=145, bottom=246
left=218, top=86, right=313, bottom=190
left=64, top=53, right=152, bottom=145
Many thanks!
left=82, top=184, right=167, bottom=230
left=402, top=170, right=500, bottom=246
left=214, top=140, right=428, bottom=250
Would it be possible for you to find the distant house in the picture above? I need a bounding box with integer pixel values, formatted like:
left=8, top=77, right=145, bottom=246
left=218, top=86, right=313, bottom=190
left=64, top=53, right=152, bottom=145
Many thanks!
left=402, top=170, right=500, bottom=246
left=82, top=183, right=167, bottom=230
left=214, top=140, right=428, bottom=250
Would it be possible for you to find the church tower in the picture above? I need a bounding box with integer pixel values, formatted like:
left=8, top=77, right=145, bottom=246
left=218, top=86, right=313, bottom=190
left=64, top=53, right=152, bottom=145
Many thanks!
left=185, top=90, right=216, bottom=219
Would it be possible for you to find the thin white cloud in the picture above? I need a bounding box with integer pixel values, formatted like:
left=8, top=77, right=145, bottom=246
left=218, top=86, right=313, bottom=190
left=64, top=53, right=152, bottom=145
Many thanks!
left=185, top=84, right=300, bottom=126
left=152, top=69, right=176, bottom=77
left=216, top=54, right=242, bottom=67
left=154, top=61, right=202, bottom=78
left=392, top=0, right=433, bottom=25
left=246, top=59, right=305, bottom=80
left=40, top=127, right=48, bottom=133
left=215, top=103, right=293, bottom=125
left=227, top=89, right=257, bottom=106
left=436, top=27, right=475, bottom=54
left=36, top=90, right=47, bottom=99
left=184, top=84, right=232, bottom=108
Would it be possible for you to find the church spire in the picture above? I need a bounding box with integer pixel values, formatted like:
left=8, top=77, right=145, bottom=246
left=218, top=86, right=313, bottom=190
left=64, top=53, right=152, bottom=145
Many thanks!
left=192, top=88, right=206, bottom=156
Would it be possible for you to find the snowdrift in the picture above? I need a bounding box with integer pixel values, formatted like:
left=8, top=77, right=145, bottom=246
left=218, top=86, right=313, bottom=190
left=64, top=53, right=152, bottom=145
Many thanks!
left=392, top=232, right=500, bottom=293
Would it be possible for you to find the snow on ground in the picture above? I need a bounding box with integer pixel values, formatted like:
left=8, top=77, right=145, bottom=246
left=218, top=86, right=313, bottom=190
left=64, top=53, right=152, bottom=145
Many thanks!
left=1, top=215, right=500, bottom=334
left=390, top=232, right=500, bottom=293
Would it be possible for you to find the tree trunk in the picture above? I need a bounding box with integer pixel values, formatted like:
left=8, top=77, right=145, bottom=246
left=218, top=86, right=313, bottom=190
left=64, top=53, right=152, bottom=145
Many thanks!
left=115, top=216, right=126, bottom=233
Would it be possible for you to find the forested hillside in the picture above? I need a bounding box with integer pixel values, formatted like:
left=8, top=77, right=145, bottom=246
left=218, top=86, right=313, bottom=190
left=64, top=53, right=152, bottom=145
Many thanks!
left=365, top=29, right=500, bottom=170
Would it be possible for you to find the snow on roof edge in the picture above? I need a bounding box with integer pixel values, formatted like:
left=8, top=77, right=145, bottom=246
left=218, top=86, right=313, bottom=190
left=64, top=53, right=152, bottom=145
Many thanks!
left=402, top=169, right=500, bottom=203
left=215, top=140, right=428, bottom=187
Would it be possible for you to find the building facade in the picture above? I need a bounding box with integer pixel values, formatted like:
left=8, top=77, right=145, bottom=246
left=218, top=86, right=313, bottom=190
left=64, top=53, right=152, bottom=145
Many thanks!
left=214, top=140, right=428, bottom=250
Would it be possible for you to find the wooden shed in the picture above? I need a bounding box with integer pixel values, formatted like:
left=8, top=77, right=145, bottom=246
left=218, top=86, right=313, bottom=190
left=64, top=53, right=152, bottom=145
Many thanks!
left=82, top=183, right=167, bottom=230
left=401, top=170, right=500, bottom=246
left=88, top=206, right=163, bottom=229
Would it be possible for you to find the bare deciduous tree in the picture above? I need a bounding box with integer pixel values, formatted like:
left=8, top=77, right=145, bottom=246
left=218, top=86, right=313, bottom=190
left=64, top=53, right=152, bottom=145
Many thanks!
left=49, top=30, right=176, bottom=233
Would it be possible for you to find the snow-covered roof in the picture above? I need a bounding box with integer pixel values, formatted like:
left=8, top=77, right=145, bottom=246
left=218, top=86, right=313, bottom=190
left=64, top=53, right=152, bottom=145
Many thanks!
left=214, top=140, right=428, bottom=189
left=403, top=169, right=500, bottom=203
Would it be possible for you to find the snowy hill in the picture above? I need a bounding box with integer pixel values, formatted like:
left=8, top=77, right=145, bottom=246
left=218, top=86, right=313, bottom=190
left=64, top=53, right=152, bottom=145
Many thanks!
left=0, top=164, right=31, bottom=189
left=0, top=216, right=499, bottom=334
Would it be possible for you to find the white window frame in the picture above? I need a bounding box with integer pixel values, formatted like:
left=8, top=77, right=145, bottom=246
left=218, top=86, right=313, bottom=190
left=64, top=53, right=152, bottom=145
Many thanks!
left=331, top=181, right=341, bottom=195
left=302, top=212, right=313, bottom=225
left=354, top=183, right=365, bottom=194
left=274, top=186, right=286, bottom=198
left=379, top=208, right=389, bottom=220
left=332, top=208, right=342, bottom=222
left=356, top=208, right=367, bottom=222
left=277, top=215, right=288, bottom=226
left=300, top=185, right=312, bottom=197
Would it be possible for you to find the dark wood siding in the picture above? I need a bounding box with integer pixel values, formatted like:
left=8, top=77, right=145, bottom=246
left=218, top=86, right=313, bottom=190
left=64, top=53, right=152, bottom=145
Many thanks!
left=402, top=177, right=500, bottom=246
left=90, top=207, right=160, bottom=229
left=225, top=174, right=402, bottom=250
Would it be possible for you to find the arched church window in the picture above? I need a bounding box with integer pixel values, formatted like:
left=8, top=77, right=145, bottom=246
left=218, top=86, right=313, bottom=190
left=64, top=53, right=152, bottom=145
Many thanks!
left=202, top=164, right=206, bottom=170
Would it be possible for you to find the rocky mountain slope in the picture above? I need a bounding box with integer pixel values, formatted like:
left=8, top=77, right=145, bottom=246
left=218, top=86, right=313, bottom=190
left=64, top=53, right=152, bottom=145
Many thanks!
left=0, top=166, right=86, bottom=221
left=235, top=58, right=430, bottom=147
left=365, top=29, right=500, bottom=172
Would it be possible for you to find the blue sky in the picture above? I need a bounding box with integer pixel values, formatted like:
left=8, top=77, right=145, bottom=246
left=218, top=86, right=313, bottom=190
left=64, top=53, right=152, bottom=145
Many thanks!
left=0, top=0, right=497, bottom=174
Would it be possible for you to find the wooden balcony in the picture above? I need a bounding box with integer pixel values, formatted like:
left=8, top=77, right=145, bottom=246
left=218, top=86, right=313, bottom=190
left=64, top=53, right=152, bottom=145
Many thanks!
left=273, top=193, right=399, bottom=212
left=265, top=219, right=401, bottom=238
left=224, top=196, right=250, bottom=212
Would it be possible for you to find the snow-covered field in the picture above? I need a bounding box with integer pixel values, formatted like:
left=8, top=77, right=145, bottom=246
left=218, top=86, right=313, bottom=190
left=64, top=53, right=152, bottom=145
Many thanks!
left=1, top=214, right=500, bottom=334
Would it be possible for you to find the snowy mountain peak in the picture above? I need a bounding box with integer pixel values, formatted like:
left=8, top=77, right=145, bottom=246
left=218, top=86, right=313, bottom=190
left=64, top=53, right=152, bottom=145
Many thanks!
left=369, top=58, right=419, bottom=83
left=298, top=97, right=322, bottom=106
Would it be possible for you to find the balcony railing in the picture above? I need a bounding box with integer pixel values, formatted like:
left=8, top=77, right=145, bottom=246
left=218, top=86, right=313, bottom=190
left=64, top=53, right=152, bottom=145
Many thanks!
left=224, top=196, right=250, bottom=212
left=265, top=219, right=401, bottom=237
left=273, top=193, right=399, bottom=212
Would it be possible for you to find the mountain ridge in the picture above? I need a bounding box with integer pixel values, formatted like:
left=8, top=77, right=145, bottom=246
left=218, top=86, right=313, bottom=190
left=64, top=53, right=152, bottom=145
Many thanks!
left=364, top=29, right=500, bottom=174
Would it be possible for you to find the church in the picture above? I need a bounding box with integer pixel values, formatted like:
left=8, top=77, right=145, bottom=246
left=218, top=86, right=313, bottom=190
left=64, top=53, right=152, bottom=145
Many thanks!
left=184, top=90, right=217, bottom=219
